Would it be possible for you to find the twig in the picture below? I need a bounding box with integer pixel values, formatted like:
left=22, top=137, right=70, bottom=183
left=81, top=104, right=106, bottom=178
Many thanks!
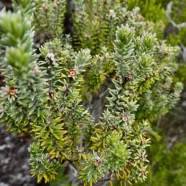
left=166, top=2, right=186, bottom=29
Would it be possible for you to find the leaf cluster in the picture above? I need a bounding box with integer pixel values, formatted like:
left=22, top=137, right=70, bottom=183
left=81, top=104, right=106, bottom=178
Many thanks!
left=0, top=0, right=183, bottom=186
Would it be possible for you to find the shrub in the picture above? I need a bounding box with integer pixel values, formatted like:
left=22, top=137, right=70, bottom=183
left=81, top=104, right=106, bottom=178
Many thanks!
left=0, top=0, right=183, bottom=185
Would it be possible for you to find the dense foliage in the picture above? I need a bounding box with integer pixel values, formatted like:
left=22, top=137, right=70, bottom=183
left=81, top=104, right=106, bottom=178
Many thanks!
left=0, top=0, right=183, bottom=185
left=126, top=1, right=186, bottom=186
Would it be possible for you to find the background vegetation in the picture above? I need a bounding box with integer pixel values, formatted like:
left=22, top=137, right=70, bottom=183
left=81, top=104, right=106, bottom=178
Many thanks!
left=128, top=0, right=186, bottom=186
left=0, top=0, right=186, bottom=186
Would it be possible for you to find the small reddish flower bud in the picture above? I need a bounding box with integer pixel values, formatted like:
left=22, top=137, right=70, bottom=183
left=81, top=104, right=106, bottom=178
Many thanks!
left=122, top=115, right=130, bottom=122
left=141, top=136, right=147, bottom=145
left=8, top=87, right=16, bottom=96
left=94, top=159, right=101, bottom=167
left=42, top=3, right=48, bottom=10
left=69, top=69, right=76, bottom=76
